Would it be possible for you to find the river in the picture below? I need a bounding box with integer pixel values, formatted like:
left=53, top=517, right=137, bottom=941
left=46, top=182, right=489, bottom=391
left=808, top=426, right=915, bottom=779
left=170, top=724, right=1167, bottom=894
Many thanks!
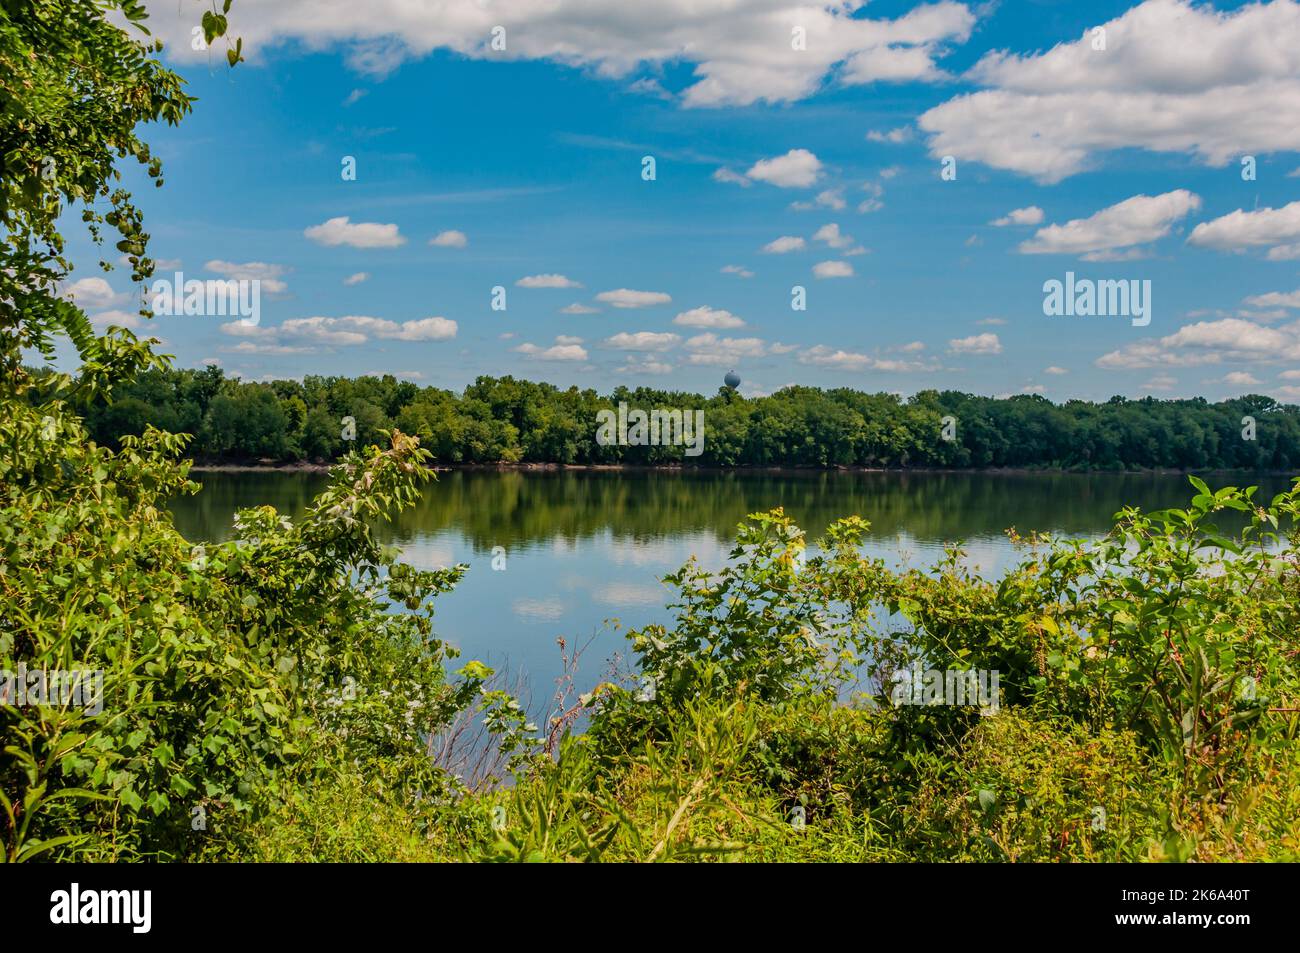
left=170, top=469, right=1296, bottom=700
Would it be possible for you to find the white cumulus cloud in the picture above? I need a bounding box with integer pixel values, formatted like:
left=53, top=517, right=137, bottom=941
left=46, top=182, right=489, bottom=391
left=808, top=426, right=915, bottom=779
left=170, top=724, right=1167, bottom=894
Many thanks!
left=1019, top=191, right=1200, bottom=258
left=948, top=332, right=1002, bottom=355
left=744, top=148, right=823, bottom=188
left=990, top=206, right=1043, bottom=227
left=305, top=216, right=405, bottom=248
left=1096, top=317, right=1300, bottom=369
left=685, top=333, right=770, bottom=365
left=813, top=223, right=855, bottom=249
left=60, top=277, right=127, bottom=310
left=673, top=306, right=745, bottom=329
left=799, top=345, right=937, bottom=372
left=919, top=0, right=1300, bottom=182
left=204, top=260, right=288, bottom=294
left=148, top=0, right=975, bottom=107
left=428, top=229, right=468, bottom=248
left=602, top=331, right=681, bottom=351
left=762, top=235, right=806, bottom=254
left=516, top=273, right=583, bottom=288
left=1188, top=200, right=1300, bottom=255
left=813, top=260, right=854, bottom=278
left=594, top=288, right=672, bottom=308
left=514, top=337, right=589, bottom=361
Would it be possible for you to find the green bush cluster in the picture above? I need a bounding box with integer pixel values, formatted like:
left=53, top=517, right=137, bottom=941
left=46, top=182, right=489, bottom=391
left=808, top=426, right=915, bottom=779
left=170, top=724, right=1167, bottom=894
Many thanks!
left=425, top=487, right=1299, bottom=863
left=213, top=480, right=1300, bottom=863
left=0, top=381, right=516, bottom=860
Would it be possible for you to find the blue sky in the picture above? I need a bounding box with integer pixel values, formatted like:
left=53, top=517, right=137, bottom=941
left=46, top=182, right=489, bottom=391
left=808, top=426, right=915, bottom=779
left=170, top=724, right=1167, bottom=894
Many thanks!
left=54, top=0, right=1300, bottom=402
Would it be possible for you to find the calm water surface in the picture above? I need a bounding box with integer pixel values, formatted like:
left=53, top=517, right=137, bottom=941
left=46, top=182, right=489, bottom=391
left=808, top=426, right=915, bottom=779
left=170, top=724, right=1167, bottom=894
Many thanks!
left=170, top=470, right=1295, bottom=697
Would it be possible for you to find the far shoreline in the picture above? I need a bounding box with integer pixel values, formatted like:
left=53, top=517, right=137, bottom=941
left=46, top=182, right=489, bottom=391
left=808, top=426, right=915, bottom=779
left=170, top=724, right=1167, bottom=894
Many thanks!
left=186, top=461, right=1300, bottom=478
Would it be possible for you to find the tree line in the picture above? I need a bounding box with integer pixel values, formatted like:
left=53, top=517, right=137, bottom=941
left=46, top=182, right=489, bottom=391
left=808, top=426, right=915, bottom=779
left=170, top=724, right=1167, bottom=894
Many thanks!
left=58, top=365, right=1300, bottom=470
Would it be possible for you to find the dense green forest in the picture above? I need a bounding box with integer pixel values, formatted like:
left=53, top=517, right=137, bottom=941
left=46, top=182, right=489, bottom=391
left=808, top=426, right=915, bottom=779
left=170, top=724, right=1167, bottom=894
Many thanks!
left=67, top=365, right=1300, bottom=470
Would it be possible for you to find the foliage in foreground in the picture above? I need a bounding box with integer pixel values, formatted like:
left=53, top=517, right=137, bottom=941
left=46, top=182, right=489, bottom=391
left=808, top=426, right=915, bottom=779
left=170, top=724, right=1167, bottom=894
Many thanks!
left=0, top=391, right=498, bottom=860
left=436, top=479, right=1300, bottom=863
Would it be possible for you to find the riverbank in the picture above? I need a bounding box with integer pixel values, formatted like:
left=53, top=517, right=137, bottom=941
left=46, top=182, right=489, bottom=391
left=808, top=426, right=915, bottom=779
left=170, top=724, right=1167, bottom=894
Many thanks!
left=187, top=459, right=1300, bottom=477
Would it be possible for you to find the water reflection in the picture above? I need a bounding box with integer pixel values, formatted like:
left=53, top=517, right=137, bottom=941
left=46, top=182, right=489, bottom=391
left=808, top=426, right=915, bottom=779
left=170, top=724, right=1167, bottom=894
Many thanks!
left=170, top=469, right=1296, bottom=696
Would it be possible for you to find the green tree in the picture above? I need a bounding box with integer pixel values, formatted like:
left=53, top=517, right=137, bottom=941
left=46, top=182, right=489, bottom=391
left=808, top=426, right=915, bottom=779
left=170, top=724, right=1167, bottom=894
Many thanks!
left=200, top=385, right=292, bottom=460
left=301, top=403, right=342, bottom=461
